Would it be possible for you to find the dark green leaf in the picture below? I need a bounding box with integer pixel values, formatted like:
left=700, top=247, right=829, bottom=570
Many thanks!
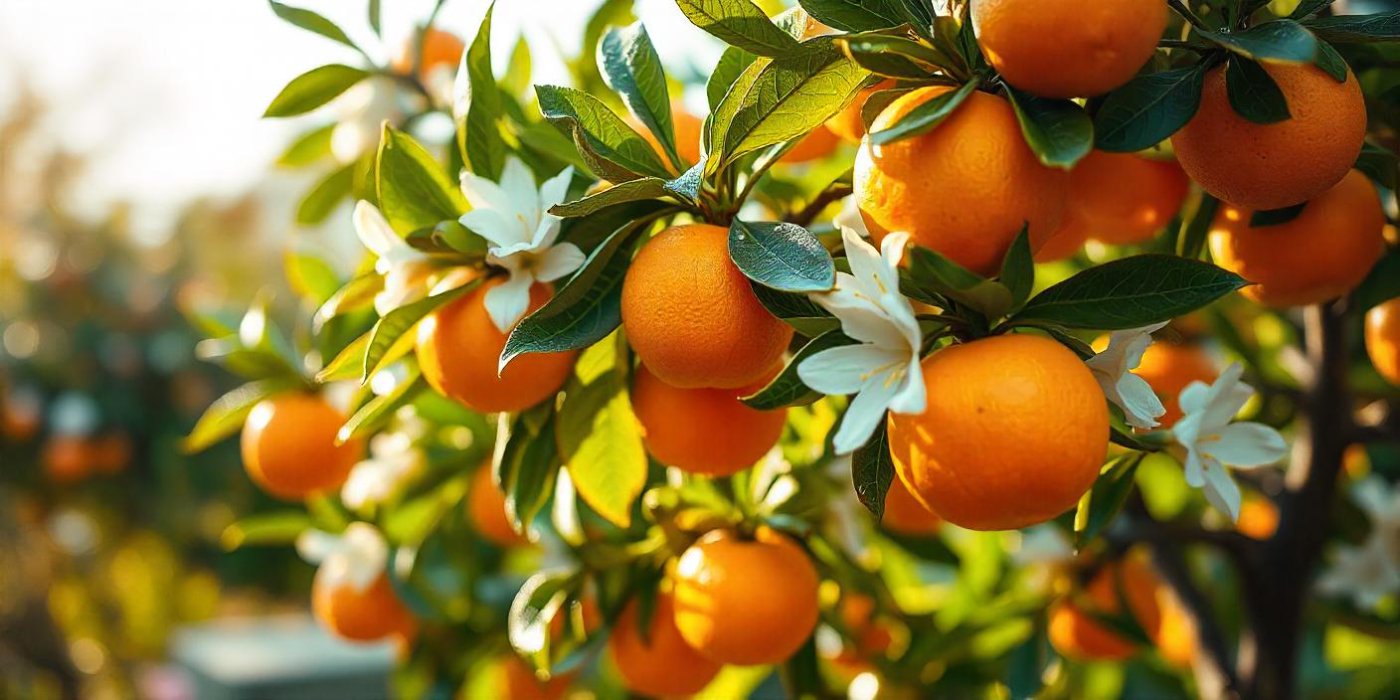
left=459, top=4, right=506, bottom=180
left=1094, top=67, right=1205, bottom=152
left=296, top=161, right=354, bottom=225
left=498, top=412, right=561, bottom=533
left=377, top=125, right=469, bottom=234
left=1036, top=324, right=1096, bottom=359
left=1305, top=11, right=1400, bottom=43
left=1074, top=454, right=1143, bottom=547
left=837, top=34, right=946, bottom=79
left=1225, top=57, right=1291, bottom=125
left=708, top=46, right=758, bottom=112
left=1000, top=226, right=1034, bottom=310
left=869, top=78, right=975, bottom=145
left=752, top=284, right=841, bottom=337
left=1249, top=202, right=1307, bottom=227
left=905, top=246, right=1013, bottom=319
left=852, top=419, right=895, bottom=521
left=676, top=0, right=801, bottom=57
left=501, top=220, right=648, bottom=369
left=729, top=219, right=836, bottom=293
left=1356, top=141, right=1400, bottom=193
left=263, top=64, right=368, bottom=117
left=779, top=637, right=823, bottom=699
left=365, top=284, right=474, bottom=381
left=1197, top=20, right=1319, bottom=63
left=1313, top=40, right=1349, bottom=82
left=799, top=0, right=903, bottom=32
left=1014, top=255, right=1248, bottom=330
left=599, top=23, right=679, bottom=170
left=1006, top=624, right=1050, bottom=700
left=536, top=85, right=672, bottom=181
left=268, top=1, right=359, bottom=51
left=1175, top=194, right=1219, bottom=260
left=742, top=330, right=858, bottom=409
left=550, top=178, right=671, bottom=218
left=1005, top=87, right=1093, bottom=169
left=1355, top=247, right=1400, bottom=312
left=1290, top=0, right=1334, bottom=20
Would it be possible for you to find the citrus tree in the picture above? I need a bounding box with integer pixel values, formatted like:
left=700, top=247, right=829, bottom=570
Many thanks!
left=188, top=0, right=1400, bottom=697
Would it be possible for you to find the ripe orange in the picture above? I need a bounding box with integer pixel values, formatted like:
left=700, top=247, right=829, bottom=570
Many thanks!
left=417, top=278, right=577, bottom=413
left=621, top=224, right=794, bottom=389
left=1365, top=298, right=1400, bottom=386
left=1208, top=169, right=1385, bottom=307
left=888, top=334, right=1108, bottom=531
left=827, top=81, right=895, bottom=144
left=312, top=573, right=417, bottom=643
left=1048, top=555, right=1163, bottom=661
left=854, top=87, right=1067, bottom=276
left=1237, top=494, right=1279, bottom=540
left=241, top=393, right=361, bottom=501
left=880, top=476, right=942, bottom=537
left=609, top=591, right=722, bottom=697
left=631, top=362, right=786, bottom=476
left=391, top=28, right=465, bottom=83
left=1172, top=63, right=1367, bottom=210
left=468, top=464, right=527, bottom=547
left=673, top=527, right=820, bottom=665
left=832, top=593, right=894, bottom=665
left=779, top=124, right=842, bottom=164
left=1153, top=587, right=1197, bottom=668
left=1131, top=341, right=1218, bottom=428
left=633, top=101, right=704, bottom=168
left=971, top=0, right=1167, bottom=98
left=500, top=656, right=573, bottom=700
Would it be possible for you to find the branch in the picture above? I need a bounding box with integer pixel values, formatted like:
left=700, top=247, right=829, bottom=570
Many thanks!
left=786, top=183, right=853, bottom=228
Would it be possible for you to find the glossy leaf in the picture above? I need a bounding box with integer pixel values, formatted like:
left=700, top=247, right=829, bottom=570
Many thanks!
left=457, top=4, right=507, bottom=180
left=1014, top=255, right=1248, bottom=330
left=1225, top=56, right=1290, bottom=125
left=557, top=343, right=646, bottom=528
left=1005, top=87, right=1093, bottom=169
left=1304, top=11, right=1400, bottom=43
left=1197, top=20, right=1319, bottom=63
left=364, top=284, right=474, bottom=381
left=1074, top=453, right=1143, bottom=547
left=550, top=178, right=671, bottom=218
left=182, top=379, right=299, bottom=454
left=799, top=0, right=903, bottom=32
left=376, top=126, right=469, bottom=234
left=599, top=23, right=678, bottom=170
left=676, top=0, right=801, bottom=57
left=752, top=284, right=842, bottom=337
left=268, top=1, right=359, bottom=51
left=1093, top=67, right=1205, bottom=152
left=851, top=419, right=895, bottom=521
left=536, top=84, right=673, bottom=181
left=999, top=226, right=1034, bottom=311
left=729, top=219, right=836, bottom=293
left=264, top=64, right=368, bottom=118
left=869, top=78, right=976, bottom=145
left=742, top=330, right=858, bottom=410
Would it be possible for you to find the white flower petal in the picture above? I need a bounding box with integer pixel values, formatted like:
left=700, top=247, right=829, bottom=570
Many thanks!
left=534, top=243, right=586, bottom=282
left=459, top=169, right=514, bottom=214
left=832, top=377, right=901, bottom=455
left=1114, top=372, right=1166, bottom=430
left=1182, top=447, right=1208, bottom=488
left=1201, top=460, right=1243, bottom=521
left=538, top=166, right=575, bottom=211
left=296, top=530, right=338, bottom=565
left=833, top=196, right=869, bottom=239
left=886, top=355, right=926, bottom=416
left=1178, top=379, right=1212, bottom=417
left=483, top=271, right=536, bottom=333
left=353, top=201, right=401, bottom=258
left=1210, top=422, right=1288, bottom=467
left=798, top=345, right=888, bottom=395
left=460, top=208, right=522, bottom=248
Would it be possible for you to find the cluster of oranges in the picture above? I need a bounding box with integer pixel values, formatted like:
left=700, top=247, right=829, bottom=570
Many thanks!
left=1048, top=552, right=1197, bottom=667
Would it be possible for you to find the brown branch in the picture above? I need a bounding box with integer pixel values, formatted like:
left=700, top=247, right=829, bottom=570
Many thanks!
left=786, top=184, right=853, bottom=228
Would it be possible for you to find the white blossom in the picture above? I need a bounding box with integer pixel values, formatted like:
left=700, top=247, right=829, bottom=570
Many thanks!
left=1317, top=477, right=1400, bottom=610
left=297, top=522, right=388, bottom=592
left=833, top=195, right=870, bottom=239
left=799, top=226, right=924, bottom=454
left=1171, top=363, right=1288, bottom=520
left=341, top=427, right=426, bottom=510
left=1085, top=322, right=1169, bottom=429
left=459, top=158, right=584, bottom=332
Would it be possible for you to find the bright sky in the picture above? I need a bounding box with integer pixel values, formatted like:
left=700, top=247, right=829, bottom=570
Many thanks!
left=0, top=0, right=723, bottom=233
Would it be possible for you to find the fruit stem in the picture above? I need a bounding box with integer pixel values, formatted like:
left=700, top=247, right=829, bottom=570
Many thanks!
left=1167, top=0, right=1212, bottom=32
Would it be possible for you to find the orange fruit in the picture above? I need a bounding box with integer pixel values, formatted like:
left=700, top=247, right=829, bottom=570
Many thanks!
left=827, top=81, right=895, bottom=144
left=1153, top=587, right=1197, bottom=668
left=888, top=334, right=1108, bottom=531
left=391, top=27, right=465, bottom=83
left=832, top=593, right=893, bottom=665
left=854, top=87, right=1067, bottom=276
left=779, top=124, right=841, bottom=164
left=621, top=224, right=794, bottom=389
left=673, top=527, right=820, bottom=665
left=241, top=393, right=361, bottom=501
left=1208, top=169, right=1384, bottom=307
left=312, top=573, right=417, bottom=643
left=631, top=362, right=786, bottom=476
left=468, top=464, right=527, bottom=547
left=417, top=278, right=577, bottom=413
left=1048, top=555, right=1163, bottom=661
left=971, top=0, right=1167, bottom=98
left=1132, top=341, right=1218, bottom=428
left=1237, top=494, right=1279, bottom=540
left=633, top=101, right=704, bottom=168
left=1172, top=63, right=1367, bottom=210
left=1365, top=298, right=1400, bottom=386
left=880, top=477, right=942, bottom=537
left=42, top=437, right=95, bottom=485
left=609, top=592, right=722, bottom=697
left=1037, top=152, right=1190, bottom=261
left=500, top=656, right=573, bottom=700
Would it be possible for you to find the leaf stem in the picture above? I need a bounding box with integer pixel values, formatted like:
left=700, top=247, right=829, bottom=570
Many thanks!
left=1168, top=0, right=1211, bottom=31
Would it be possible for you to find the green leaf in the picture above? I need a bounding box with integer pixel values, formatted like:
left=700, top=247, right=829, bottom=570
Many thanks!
left=713, top=38, right=868, bottom=167
left=221, top=511, right=315, bottom=550
left=1313, top=40, right=1349, bottom=82
left=316, top=331, right=371, bottom=382
left=1225, top=57, right=1291, bottom=125
left=1290, top=0, right=1335, bottom=20
left=277, top=123, right=336, bottom=167
left=376, top=125, right=469, bottom=234
left=1014, top=255, right=1248, bottom=330
left=1175, top=194, right=1220, bottom=260
left=999, top=226, right=1034, bottom=310
left=599, top=23, right=678, bottom=170
left=503, top=36, right=533, bottom=97
left=708, top=46, right=758, bottom=112
left=799, top=0, right=903, bottom=32
left=508, top=571, right=578, bottom=665
left=869, top=78, right=975, bottom=145
left=1304, top=11, right=1400, bottom=43
left=458, top=4, right=507, bottom=180
left=1094, top=67, right=1205, bottom=152
left=263, top=64, right=368, bottom=118
left=368, top=0, right=382, bottom=36
left=1005, top=87, right=1093, bottom=170
left=364, top=284, right=475, bottom=381
left=905, top=246, right=1014, bottom=319
left=752, top=284, right=841, bottom=337
left=1355, top=247, right=1400, bottom=312
left=405, top=220, right=488, bottom=257
left=284, top=251, right=341, bottom=305
left=1197, top=20, right=1319, bottom=63
left=498, top=410, right=561, bottom=533
left=729, top=219, right=836, bottom=293
left=742, top=330, right=858, bottom=409
left=1074, top=454, right=1143, bottom=547
left=296, top=161, right=354, bottom=225
left=338, top=373, right=425, bottom=443
left=557, top=344, right=647, bottom=528
left=851, top=419, right=895, bottom=521
left=836, top=34, right=946, bottom=79
left=1006, top=624, right=1050, bottom=700
left=550, top=178, right=671, bottom=218
left=183, top=379, right=297, bottom=454
left=536, top=85, right=673, bottom=181
left=501, top=217, right=649, bottom=369
left=268, top=1, right=359, bottom=51
left=1356, top=142, right=1400, bottom=193
left=676, top=0, right=801, bottom=57
left=1249, top=202, right=1307, bottom=227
